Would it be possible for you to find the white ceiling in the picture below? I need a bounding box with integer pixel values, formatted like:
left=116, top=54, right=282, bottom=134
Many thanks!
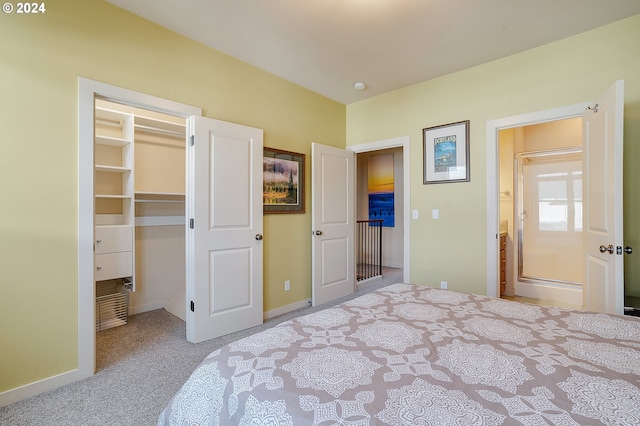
left=106, top=0, right=640, bottom=104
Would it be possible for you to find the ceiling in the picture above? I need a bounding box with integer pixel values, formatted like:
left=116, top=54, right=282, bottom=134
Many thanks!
left=106, top=0, right=640, bottom=105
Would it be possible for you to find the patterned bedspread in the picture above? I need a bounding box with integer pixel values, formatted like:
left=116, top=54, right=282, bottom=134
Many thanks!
left=158, top=283, right=640, bottom=425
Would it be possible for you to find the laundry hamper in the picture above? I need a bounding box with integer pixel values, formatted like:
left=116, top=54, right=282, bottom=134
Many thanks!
left=95, top=279, right=131, bottom=331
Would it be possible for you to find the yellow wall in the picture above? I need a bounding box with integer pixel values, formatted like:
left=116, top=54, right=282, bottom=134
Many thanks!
left=0, top=0, right=345, bottom=392
left=347, top=14, right=640, bottom=296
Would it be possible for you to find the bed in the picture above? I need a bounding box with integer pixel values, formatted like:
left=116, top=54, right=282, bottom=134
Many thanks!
left=158, top=283, right=640, bottom=425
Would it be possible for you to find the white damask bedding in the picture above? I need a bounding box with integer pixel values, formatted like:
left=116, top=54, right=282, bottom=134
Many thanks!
left=158, top=283, right=640, bottom=425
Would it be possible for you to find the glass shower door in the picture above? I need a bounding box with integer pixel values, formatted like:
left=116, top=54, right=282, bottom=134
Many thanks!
left=517, top=148, right=583, bottom=285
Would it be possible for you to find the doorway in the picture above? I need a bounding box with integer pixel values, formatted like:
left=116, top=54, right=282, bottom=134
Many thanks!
left=485, top=101, right=591, bottom=300
left=499, top=119, right=583, bottom=308
left=92, top=98, right=189, bottom=369
left=349, top=136, right=411, bottom=285
left=78, top=78, right=201, bottom=378
left=490, top=82, right=625, bottom=313
left=356, top=148, right=404, bottom=285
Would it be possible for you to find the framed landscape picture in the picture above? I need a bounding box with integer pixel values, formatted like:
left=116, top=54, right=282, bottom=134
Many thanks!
left=263, top=147, right=305, bottom=213
left=423, top=120, right=470, bottom=184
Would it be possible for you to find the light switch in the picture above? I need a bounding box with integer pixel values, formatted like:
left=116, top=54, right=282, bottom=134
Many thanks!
left=432, top=209, right=439, bottom=220
left=412, top=209, right=419, bottom=219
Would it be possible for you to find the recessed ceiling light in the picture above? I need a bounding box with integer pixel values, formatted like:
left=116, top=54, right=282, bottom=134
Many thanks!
left=354, top=82, right=366, bottom=91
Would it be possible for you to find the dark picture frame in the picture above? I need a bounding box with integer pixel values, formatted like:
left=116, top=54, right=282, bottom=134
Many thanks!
left=263, top=147, right=305, bottom=214
left=423, top=120, right=470, bottom=184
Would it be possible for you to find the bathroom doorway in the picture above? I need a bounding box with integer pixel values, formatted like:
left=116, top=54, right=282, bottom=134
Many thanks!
left=499, top=118, right=583, bottom=308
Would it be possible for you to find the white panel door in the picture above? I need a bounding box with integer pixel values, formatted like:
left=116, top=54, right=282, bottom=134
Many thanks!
left=311, top=143, right=355, bottom=306
left=186, top=116, right=263, bottom=343
left=583, top=80, right=624, bottom=314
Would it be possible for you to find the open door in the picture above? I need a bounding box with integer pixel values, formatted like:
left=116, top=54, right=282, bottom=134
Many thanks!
left=311, top=143, right=355, bottom=305
left=186, top=116, right=263, bottom=343
left=583, top=80, right=624, bottom=314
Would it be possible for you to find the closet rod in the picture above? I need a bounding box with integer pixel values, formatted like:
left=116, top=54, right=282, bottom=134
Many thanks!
left=135, top=124, right=184, bottom=138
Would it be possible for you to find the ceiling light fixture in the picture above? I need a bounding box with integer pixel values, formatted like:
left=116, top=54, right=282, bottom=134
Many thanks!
left=354, top=82, right=366, bottom=91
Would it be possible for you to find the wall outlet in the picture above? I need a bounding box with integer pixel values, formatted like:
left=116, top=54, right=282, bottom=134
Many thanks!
left=284, top=280, right=291, bottom=291
left=440, top=281, right=447, bottom=289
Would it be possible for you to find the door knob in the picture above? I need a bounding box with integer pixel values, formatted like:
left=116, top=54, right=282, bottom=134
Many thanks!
left=625, top=246, right=633, bottom=254
left=599, top=244, right=614, bottom=254
left=255, top=234, right=263, bottom=241
left=314, top=230, right=323, bottom=236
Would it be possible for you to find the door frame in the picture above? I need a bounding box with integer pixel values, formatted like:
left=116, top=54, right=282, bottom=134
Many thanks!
left=485, top=102, right=590, bottom=298
left=348, top=136, right=411, bottom=283
left=78, top=78, right=201, bottom=379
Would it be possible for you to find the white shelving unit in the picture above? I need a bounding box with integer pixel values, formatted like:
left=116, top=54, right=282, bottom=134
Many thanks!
left=93, top=99, right=188, bottom=324
left=94, top=107, right=135, bottom=330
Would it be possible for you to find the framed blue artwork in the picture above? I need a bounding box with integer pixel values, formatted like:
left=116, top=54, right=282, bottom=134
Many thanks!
left=423, top=120, right=470, bottom=184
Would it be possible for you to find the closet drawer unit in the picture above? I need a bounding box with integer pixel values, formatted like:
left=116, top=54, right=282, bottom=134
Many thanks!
left=95, top=252, right=133, bottom=281
left=95, top=225, right=133, bottom=254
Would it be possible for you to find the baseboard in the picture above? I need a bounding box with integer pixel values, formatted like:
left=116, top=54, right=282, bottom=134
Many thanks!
left=264, top=298, right=311, bottom=320
left=129, top=300, right=167, bottom=316
left=0, top=368, right=87, bottom=408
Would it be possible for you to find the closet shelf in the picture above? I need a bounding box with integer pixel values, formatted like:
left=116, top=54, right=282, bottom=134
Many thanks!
left=135, top=124, right=184, bottom=138
left=135, top=191, right=185, bottom=196
left=95, top=165, right=131, bottom=173
left=95, top=194, right=132, bottom=199
left=96, top=223, right=131, bottom=229
left=135, top=192, right=185, bottom=203
left=135, top=115, right=185, bottom=138
left=95, top=106, right=132, bottom=124
left=135, top=199, right=184, bottom=204
left=95, top=135, right=131, bottom=147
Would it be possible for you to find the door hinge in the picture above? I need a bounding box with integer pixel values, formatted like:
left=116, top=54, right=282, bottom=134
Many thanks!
left=189, top=135, right=195, bottom=146
left=190, top=301, right=195, bottom=312
left=189, top=218, right=194, bottom=229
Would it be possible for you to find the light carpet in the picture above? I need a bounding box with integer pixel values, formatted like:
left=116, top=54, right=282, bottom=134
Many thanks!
left=0, top=269, right=402, bottom=426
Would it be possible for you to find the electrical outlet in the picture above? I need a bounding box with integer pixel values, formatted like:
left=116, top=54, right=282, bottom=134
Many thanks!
left=440, top=281, right=447, bottom=289
left=285, top=280, right=291, bottom=291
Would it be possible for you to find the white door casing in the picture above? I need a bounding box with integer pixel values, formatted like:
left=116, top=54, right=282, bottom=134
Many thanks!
left=311, top=143, right=355, bottom=306
left=76, top=79, right=201, bottom=394
left=186, top=116, right=264, bottom=343
left=582, top=80, right=624, bottom=314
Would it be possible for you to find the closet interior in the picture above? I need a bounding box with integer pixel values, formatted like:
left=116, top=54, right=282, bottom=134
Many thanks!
left=94, top=98, right=187, bottom=331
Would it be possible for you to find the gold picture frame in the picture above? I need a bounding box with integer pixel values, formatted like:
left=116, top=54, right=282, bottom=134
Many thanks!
left=263, top=147, right=305, bottom=213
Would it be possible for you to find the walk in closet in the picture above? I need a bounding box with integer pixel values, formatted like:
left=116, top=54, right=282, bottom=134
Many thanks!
left=94, top=98, right=187, bottom=330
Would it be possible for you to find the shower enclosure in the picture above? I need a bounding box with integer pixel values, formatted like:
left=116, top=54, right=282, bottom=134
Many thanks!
left=515, top=148, right=583, bottom=303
